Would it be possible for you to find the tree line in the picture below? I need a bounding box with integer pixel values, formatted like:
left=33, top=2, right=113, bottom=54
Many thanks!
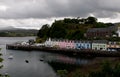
left=37, top=17, right=114, bottom=42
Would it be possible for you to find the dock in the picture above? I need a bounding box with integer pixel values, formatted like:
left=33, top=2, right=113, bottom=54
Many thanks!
left=6, top=44, right=120, bottom=57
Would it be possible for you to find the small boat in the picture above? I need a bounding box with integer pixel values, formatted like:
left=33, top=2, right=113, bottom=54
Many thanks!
left=5, top=72, right=8, bottom=76
left=25, top=60, right=29, bottom=63
left=40, top=58, right=44, bottom=61
left=8, top=55, right=13, bottom=59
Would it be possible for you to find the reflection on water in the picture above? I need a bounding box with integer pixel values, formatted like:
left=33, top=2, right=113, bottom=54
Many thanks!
left=0, top=37, right=92, bottom=77
left=39, top=53, right=89, bottom=65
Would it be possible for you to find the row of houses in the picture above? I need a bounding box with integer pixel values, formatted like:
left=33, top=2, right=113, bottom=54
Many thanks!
left=85, top=25, right=118, bottom=38
left=85, top=24, right=120, bottom=38
left=44, top=38, right=120, bottom=51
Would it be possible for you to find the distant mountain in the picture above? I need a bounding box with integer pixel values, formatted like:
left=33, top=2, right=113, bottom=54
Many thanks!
left=0, top=26, right=16, bottom=30
left=0, top=26, right=38, bottom=37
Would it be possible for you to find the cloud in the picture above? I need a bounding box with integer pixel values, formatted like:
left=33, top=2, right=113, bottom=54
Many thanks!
left=0, top=5, right=9, bottom=11
left=0, top=18, right=54, bottom=29
left=0, top=0, right=119, bottom=19
left=0, top=0, right=120, bottom=29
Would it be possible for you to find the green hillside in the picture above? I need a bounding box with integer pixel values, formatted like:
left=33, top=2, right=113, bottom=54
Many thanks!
left=37, top=17, right=114, bottom=42
left=0, top=29, right=38, bottom=37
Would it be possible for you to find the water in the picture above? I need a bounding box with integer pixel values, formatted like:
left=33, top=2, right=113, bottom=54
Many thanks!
left=0, top=37, right=89, bottom=77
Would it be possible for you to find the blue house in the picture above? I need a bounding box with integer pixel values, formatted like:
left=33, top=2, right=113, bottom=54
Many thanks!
left=75, top=40, right=91, bottom=50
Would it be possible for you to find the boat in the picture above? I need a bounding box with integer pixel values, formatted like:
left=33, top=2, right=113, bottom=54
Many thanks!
left=40, top=58, right=44, bottom=61
left=8, top=55, right=13, bottom=59
left=25, top=60, right=29, bottom=63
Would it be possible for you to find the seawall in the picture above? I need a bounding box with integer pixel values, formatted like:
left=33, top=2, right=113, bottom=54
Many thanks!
left=6, top=44, right=120, bottom=57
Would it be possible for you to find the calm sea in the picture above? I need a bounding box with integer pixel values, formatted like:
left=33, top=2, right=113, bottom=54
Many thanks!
left=0, top=37, right=89, bottom=77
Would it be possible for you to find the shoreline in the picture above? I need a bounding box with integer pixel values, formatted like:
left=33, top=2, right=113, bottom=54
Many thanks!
left=6, top=44, right=120, bottom=57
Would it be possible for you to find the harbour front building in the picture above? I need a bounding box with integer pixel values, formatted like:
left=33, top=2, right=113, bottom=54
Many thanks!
left=107, top=41, right=120, bottom=51
left=75, top=40, right=91, bottom=50
left=58, top=39, right=75, bottom=49
left=85, top=25, right=117, bottom=39
left=92, top=40, right=107, bottom=51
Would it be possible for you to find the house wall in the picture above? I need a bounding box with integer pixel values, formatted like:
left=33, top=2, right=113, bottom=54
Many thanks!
left=58, top=41, right=66, bottom=49
left=92, top=43, right=107, bottom=51
left=75, top=41, right=91, bottom=50
left=58, top=40, right=75, bottom=49
left=52, top=41, right=59, bottom=48
left=44, top=38, right=53, bottom=47
left=107, top=41, right=120, bottom=51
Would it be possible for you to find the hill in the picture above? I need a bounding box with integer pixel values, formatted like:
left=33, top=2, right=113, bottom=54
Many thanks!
left=0, top=27, right=38, bottom=37
left=37, top=17, right=114, bottom=42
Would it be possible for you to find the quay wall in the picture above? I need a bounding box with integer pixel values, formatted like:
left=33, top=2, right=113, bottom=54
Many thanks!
left=6, top=44, right=120, bottom=57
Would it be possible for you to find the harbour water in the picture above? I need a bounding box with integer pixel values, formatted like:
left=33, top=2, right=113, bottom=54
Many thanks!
left=0, top=37, right=89, bottom=77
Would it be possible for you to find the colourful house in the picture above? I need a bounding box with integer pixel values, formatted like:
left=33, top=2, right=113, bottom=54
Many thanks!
left=92, top=40, right=107, bottom=51
left=57, top=39, right=75, bottom=49
left=44, top=38, right=53, bottom=47
left=75, top=40, right=91, bottom=50
left=51, top=39, right=59, bottom=48
left=58, top=40, right=66, bottom=49
left=65, top=40, right=75, bottom=49
left=107, top=41, right=120, bottom=51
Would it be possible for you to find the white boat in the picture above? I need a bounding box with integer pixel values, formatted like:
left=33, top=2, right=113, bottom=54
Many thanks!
left=8, top=55, right=13, bottom=59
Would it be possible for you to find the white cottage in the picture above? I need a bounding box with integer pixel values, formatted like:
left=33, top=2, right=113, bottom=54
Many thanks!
left=44, top=38, right=53, bottom=47
left=51, top=39, right=59, bottom=48
left=92, top=40, right=107, bottom=51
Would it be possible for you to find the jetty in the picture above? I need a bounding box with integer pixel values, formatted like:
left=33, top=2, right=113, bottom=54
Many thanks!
left=6, top=44, right=120, bottom=57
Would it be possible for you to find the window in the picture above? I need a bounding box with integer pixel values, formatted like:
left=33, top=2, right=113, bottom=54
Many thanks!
left=87, top=44, right=89, bottom=48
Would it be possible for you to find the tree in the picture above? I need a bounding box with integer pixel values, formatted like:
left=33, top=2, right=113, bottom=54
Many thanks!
left=64, top=18, right=80, bottom=24
left=113, top=63, right=120, bottom=77
left=57, top=70, right=68, bottom=77
left=85, top=16, right=97, bottom=24
left=49, top=21, right=67, bottom=38
left=37, top=24, right=50, bottom=38
left=70, top=30, right=84, bottom=40
left=0, top=49, right=9, bottom=77
left=94, top=22, right=107, bottom=28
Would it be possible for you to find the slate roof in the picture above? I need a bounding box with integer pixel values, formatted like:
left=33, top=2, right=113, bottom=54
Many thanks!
left=92, top=40, right=108, bottom=43
left=87, top=28, right=109, bottom=32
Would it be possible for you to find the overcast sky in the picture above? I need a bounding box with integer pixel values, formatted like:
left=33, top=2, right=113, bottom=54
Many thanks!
left=0, top=0, right=120, bottom=29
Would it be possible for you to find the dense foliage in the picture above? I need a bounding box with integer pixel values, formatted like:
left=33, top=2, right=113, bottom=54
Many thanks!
left=0, top=49, right=9, bottom=77
left=49, top=61, right=120, bottom=77
left=37, top=17, right=114, bottom=41
left=69, top=61, right=120, bottom=77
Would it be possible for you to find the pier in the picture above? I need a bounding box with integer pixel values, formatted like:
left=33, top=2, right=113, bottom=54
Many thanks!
left=6, top=44, right=120, bottom=57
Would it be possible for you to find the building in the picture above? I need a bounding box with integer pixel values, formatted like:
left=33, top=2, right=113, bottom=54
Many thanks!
left=65, top=40, right=75, bottom=49
left=44, top=38, right=53, bottom=47
left=86, top=28, right=112, bottom=38
left=107, top=41, right=120, bottom=51
left=58, top=39, right=75, bottom=49
left=92, top=40, right=107, bottom=51
left=51, top=39, right=59, bottom=48
left=75, top=40, right=91, bottom=50
left=58, top=39, right=66, bottom=49
left=86, top=25, right=117, bottom=38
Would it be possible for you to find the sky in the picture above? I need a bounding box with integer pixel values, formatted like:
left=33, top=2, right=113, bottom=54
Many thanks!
left=0, top=0, right=120, bottom=29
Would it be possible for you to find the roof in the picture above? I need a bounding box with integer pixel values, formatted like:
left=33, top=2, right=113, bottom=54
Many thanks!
left=92, top=40, right=108, bottom=43
left=74, top=40, right=92, bottom=43
left=87, top=28, right=109, bottom=32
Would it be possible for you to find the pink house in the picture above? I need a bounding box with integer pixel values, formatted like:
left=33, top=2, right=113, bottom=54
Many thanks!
left=58, top=40, right=75, bottom=49
left=58, top=40, right=66, bottom=49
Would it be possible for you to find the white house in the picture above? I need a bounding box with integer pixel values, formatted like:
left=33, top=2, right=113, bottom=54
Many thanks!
left=44, top=38, right=53, bottom=47
left=92, top=40, right=107, bottom=51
